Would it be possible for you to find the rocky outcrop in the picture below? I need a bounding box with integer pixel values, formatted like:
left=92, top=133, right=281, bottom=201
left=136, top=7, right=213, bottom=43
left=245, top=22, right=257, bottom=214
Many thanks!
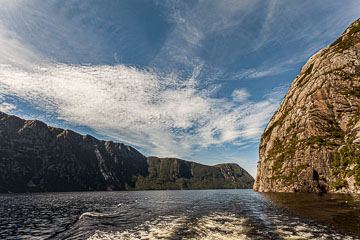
left=254, top=18, right=360, bottom=193
left=0, top=112, right=254, bottom=193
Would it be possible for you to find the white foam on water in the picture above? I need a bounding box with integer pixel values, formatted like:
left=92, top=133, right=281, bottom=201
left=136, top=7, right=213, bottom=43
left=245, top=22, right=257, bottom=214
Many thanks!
left=182, top=213, right=249, bottom=240
left=87, top=215, right=187, bottom=240
left=79, top=212, right=105, bottom=219
left=275, top=222, right=356, bottom=240
left=86, top=212, right=250, bottom=240
left=86, top=212, right=358, bottom=240
left=79, top=209, right=124, bottom=220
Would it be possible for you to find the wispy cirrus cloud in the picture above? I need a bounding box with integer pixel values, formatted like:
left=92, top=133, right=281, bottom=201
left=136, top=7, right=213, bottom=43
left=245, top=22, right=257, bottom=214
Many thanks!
left=0, top=63, right=281, bottom=158
left=151, top=0, right=262, bottom=69
left=0, top=0, right=170, bottom=66
left=0, top=0, right=286, bottom=162
left=0, top=96, right=16, bottom=113
left=231, top=89, right=250, bottom=102
left=157, top=0, right=360, bottom=81
left=1, top=0, right=359, bottom=175
left=230, top=38, right=343, bottom=81
left=0, top=27, right=45, bottom=68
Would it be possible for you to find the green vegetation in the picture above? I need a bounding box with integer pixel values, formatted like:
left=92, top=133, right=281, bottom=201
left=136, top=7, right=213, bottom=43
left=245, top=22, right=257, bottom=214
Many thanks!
left=262, top=21, right=360, bottom=191
left=267, top=135, right=299, bottom=183
left=283, top=164, right=310, bottom=184
left=347, top=107, right=360, bottom=129
left=330, top=23, right=360, bottom=52
left=320, top=176, right=328, bottom=182
left=297, top=63, right=314, bottom=87
left=286, top=122, right=296, bottom=134
left=353, top=165, right=360, bottom=186
left=304, top=136, right=328, bottom=147
left=325, top=125, right=345, bottom=139
left=348, top=22, right=360, bottom=35
left=326, top=103, right=334, bottom=110
left=130, top=157, right=254, bottom=190
left=280, top=164, right=310, bottom=183
left=331, top=145, right=360, bottom=187
left=305, top=63, right=314, bottom=75
left=270, top=163, right=311, bottom=185
left=332, top=179, right=349, bottom=190
left=303, top=123, right=344, bottom=147
left=303, top=108, right=345, bottom=147
left=320, top=21, right=360, bottom=57
left=262, top=108, right=291, bottom=141
left=342, top=86, right=360, bottom=98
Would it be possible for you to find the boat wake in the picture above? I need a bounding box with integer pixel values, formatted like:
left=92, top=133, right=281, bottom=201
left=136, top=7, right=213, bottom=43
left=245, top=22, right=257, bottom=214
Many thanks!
left=85, top=210, right=355, bottom=240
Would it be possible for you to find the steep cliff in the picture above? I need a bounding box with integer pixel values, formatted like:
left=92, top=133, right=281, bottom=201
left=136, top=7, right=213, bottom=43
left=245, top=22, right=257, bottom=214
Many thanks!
left=0, top=112, right=254, bottom=193
left=254, top=18, right=360, bottom=193
left=0, top=111, right=149, bottom=192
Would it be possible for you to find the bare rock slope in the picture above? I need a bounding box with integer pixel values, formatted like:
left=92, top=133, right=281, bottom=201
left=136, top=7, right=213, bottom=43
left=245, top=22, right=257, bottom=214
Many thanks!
left=254, top=18, right=360, bottom=193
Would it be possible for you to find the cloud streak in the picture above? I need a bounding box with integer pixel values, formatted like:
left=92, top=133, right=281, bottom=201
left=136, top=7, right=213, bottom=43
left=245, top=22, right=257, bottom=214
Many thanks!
left=0, top=63, right=281, bottom=158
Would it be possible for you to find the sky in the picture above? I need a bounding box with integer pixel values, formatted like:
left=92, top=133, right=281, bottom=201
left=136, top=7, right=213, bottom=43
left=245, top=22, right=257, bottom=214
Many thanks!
left=0, top=0, right=359, bottom=177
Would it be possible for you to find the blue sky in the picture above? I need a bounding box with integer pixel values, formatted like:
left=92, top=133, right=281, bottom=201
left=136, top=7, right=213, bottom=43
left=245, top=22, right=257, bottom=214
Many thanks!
left=0, top=0, right=359, bottom=176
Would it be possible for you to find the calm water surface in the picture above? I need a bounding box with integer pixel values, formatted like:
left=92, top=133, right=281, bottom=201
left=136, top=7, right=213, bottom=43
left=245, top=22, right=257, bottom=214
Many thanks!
left=0, top=189, right=360, bottom=239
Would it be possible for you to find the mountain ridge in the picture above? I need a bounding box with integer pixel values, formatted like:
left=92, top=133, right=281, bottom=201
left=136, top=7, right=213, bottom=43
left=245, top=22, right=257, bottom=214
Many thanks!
left=0, top=111, right=254, bottom=193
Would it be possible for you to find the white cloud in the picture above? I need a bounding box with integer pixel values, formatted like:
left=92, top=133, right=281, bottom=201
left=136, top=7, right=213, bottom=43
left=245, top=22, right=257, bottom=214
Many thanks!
left=0, top=63, right=281, bottom=158
left=0, top=0, right=283, bottom=159
left=0, top=94, right=16, bottom=113
left=232, top=63, right=293, bottom=80
left=0, top=27, right=45, bottom=68
left=152, top=0, right=261, bottom=67
left=231, top=48, right=322, bottom=80
left=0, top=102, right=16, bottom=113
left=232, top=89, right=250, bottom=102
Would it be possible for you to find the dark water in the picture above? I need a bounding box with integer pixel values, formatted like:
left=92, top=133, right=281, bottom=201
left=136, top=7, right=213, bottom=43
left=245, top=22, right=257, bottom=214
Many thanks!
left=1, top=190, right=360, bottom=240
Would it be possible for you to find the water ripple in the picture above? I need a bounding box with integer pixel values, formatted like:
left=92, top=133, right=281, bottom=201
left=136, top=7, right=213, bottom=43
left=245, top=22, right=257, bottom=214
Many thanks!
left=1, top=190, right=360, bottom=239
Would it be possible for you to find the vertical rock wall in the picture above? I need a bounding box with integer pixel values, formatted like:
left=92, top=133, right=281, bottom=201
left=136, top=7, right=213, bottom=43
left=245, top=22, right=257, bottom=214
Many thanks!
left=254, top=18, right=360, bottom=193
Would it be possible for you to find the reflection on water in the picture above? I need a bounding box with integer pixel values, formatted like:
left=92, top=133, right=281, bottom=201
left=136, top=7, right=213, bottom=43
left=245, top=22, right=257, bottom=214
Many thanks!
left=0, top=190, right=359, bottom=239
left=261, top=192, right=360, bottom=237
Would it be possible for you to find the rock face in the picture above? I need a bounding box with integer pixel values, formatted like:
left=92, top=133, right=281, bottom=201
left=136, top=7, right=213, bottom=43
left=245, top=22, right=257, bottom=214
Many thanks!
left=0, top=111, right=149, bottom=192
left=0, top=112, right=254, bottom=193
left=254, top=18, right=360, bottom=193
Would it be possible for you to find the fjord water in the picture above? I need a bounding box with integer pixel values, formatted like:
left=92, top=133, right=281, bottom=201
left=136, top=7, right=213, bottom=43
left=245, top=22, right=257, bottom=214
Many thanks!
left=1, top=190, right=359, bottom=240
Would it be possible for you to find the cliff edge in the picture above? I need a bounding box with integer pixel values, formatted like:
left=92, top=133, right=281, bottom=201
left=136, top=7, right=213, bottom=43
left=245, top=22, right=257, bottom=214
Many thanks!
left=254, top=18, right=360, bottom=193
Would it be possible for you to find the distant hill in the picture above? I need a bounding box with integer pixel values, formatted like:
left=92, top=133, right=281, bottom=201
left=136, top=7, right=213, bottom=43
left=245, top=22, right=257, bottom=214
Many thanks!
left=254, top=18, right=360, bottom=193
left=0, top=111, right=254, bottom=193
left=136, top=157, right=254, bottom=190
